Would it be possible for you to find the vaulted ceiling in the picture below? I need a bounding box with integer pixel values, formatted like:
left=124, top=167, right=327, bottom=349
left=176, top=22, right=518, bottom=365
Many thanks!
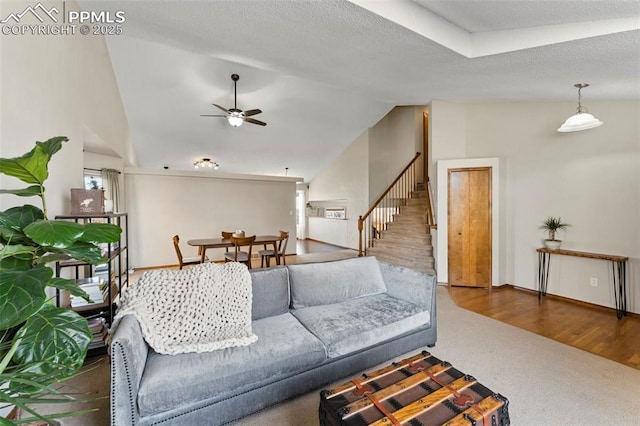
left=82, top=0, right=640, bottom=181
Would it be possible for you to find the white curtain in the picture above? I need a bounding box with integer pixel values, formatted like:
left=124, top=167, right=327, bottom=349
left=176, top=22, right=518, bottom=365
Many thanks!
left=101, top=168, right=121, bottom=213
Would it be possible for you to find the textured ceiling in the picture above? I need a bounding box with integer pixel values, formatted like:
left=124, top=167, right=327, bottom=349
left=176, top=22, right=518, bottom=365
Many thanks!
left=80, top=0, right=640, bottom=181
left=412, top=0, right=640, bottom=32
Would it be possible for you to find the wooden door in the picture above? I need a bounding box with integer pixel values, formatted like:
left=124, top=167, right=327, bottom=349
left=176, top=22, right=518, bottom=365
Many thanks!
left=448, top=167, right=492, bottom=287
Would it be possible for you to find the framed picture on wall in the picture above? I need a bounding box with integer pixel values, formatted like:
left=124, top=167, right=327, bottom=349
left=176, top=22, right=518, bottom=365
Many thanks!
left=324, top=208, right=346, bottom=220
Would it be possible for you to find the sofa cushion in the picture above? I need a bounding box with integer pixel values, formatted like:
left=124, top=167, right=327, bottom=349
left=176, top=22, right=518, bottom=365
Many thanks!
left=250, top=266, right=290, bottom=320
left=137, top=313, right=326, bottom=417
left=292, top=293, right=430, bottom=358
left=288, top=256, right=387, bottom=308
left=378, top=261, right=437, bottom=309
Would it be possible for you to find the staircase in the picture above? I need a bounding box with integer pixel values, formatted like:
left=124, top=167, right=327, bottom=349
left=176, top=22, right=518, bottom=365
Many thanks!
left=366, top=185, right=436, bottom=275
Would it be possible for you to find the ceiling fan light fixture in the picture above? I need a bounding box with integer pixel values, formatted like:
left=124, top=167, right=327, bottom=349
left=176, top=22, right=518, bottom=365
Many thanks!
left=194, top=158, right=219, bottom=169
left=557, top=83, right=603, bottom=133
left=201, top=74, right=266, bottom=127
left=228, top=111, right=244, bottom=127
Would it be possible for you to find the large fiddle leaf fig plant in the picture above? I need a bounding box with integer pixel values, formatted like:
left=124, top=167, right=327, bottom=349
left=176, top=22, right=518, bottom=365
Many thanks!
left=0, top=137, right=121, bottom=424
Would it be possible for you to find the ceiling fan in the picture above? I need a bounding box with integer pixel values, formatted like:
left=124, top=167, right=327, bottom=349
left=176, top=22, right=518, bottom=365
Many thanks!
left=201, top=74, right=266, bottom=127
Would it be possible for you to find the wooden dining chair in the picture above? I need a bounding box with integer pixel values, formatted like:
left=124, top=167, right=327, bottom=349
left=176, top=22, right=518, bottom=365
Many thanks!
left=221, top=231, right=233, bottom=254
left=224, top=235, right=256, bottom=269
left=259, top=230, right=289, bottom=267
left=173, top=235, right=206, bottom=269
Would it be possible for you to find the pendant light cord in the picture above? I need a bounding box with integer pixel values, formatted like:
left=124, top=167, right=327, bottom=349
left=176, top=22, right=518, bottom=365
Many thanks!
left=575, top=83, right=588, bottom=113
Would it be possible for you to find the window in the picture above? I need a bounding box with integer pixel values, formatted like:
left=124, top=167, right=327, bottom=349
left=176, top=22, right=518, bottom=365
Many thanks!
left=84, top=171, right=103, bottom=190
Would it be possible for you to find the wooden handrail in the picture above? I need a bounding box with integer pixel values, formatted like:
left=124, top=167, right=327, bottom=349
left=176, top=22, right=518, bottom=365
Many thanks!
left=425, top=176, right=435, bottom=227
left=360, top=152, right=421, bottom=222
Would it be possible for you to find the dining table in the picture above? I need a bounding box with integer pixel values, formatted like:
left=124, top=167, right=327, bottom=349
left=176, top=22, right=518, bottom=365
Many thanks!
left=187, top=235, right=284, bottom=265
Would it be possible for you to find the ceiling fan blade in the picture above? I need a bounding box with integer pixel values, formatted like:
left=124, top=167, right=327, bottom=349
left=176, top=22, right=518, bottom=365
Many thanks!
left=211, top=103, right=230, bottom=114
left=200, top=114, right=227, bottom=117
left=245, top=117, right=267, bottom=126
left=243, top=109, right=262, bottom=117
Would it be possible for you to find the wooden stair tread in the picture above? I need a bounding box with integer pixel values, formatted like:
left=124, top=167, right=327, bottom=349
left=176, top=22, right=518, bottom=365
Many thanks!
left=378, top=235, right=432, bottom=245
left=368, top=247, right=435, bottom=261
left=372, top=240, right=434, bottom=254
left=385, top=223, right=430, bottom=231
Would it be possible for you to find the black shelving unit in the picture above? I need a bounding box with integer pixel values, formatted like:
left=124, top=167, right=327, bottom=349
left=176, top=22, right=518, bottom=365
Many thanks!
left=54, top=213, right=129, bottom=355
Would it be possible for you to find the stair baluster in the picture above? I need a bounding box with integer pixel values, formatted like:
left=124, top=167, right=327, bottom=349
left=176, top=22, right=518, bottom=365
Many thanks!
left=357, top=152, right=436, bottom=275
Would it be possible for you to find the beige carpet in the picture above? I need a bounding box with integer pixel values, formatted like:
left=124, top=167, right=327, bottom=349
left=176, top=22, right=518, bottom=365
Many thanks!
left=22, top=285, right=640, bottom=425
left=232, top=286, right=640, bottom=426
left=292, top=249, right=359, bottom=264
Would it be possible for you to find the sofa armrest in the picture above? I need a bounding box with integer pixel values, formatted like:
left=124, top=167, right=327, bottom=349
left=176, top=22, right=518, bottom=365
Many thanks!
left=378, top=261, right=437, bottom=345
left=378, top=261, right=437, bottom=311
left=110, top=314, right=148, bottom=426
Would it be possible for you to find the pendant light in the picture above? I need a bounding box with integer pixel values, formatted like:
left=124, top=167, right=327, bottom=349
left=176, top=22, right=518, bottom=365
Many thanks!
left=557, top=83, right=603, bottom=132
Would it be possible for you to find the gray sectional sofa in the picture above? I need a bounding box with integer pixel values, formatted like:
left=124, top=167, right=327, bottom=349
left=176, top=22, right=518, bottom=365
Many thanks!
left=110, top=256, right=437, bottom=425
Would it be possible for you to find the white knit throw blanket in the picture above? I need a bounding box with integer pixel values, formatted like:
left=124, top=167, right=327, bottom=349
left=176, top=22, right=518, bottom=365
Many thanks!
left=113, top=262, right=258, bottom=355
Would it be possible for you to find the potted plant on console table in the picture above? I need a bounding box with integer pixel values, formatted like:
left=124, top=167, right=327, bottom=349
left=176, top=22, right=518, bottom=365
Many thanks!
left=540, top=216, right=570, bottom=250
left=0, top=137, right=121, bottom=424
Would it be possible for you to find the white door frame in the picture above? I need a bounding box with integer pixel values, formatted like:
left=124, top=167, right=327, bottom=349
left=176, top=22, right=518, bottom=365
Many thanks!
left=296, top=189, right=307, bottom=239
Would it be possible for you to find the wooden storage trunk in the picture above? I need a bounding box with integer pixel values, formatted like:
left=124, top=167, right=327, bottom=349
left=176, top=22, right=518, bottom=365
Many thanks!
left=319, top=351, right=510, bottom=426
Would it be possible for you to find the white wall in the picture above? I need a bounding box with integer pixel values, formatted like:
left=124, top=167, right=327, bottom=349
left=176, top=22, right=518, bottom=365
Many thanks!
left=308, top=106, right=427, bottom=249
left=126, top=169, right=298, bottom=268
left=431, top=100, right=640, bottom=314
left=0, top=0, right=131, bottom=217
left=368, top=106, right=423, bottom=201
left=308, top=130, right=369, bottom=249
left=429, top=101, right=467, bottom=182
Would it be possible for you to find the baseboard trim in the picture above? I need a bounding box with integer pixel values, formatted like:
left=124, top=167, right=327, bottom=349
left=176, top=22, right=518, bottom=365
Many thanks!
left=304, top=238, right=352, bottom=250
left=502, top=283, right=639, bottom=319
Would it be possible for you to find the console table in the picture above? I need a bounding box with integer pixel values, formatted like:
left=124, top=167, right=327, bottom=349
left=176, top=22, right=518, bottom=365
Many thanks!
left=536, top=248, right=628, bottom=319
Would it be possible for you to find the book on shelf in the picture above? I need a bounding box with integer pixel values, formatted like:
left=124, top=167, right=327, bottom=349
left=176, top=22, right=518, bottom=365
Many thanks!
left=101, top=279, right=118, bottom=299
left=71, top=289, right=103, bottom=307
left=94, top=270, right=113, bottom=287
left=77, top=276, right=101, bottom=286
left=88, top=341, right=106, bottom=350
left=98, top=242, right=120, bottom=258
left=88, top=329, right=108, bottom=349
left=87, top=317, right=108, bottom=350
left=70, top=275, right=109, bottom=307
left=87, top=317, right=106, bottom=334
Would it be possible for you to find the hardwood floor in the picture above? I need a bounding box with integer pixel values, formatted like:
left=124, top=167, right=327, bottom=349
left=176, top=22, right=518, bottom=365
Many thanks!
left=447, top=285, right=640, bottom=370
left=295, top=238, right=348, bottom=254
